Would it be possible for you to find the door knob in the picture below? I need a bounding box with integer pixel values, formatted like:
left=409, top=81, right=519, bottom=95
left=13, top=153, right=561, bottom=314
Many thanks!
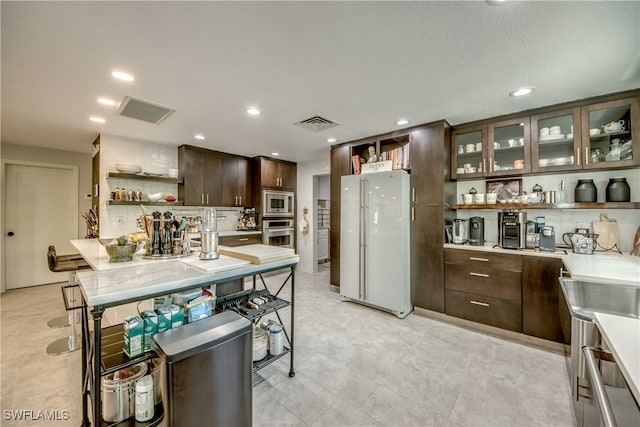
left=7, top=232, right=14, bottom=236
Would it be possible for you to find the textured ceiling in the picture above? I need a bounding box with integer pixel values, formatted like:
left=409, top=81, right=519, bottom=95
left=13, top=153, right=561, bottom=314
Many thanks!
left=2, top=1, right=639, bottom=162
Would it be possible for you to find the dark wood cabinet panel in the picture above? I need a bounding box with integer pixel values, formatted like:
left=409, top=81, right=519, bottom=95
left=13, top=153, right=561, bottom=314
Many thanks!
left=219, top=234, right=261, bottom=247
left=329, top=145, right=350, bottom=286
left=179, top=146, right=249, bottom=207
left=522, top=256, right=564, bottom=342
left=221, top=154, right=251, bottom=207
left=411, top=204, right=444, bottom=312
left=410, top=125, right=448, bottom=204
left=254, top=156, right=297, bottom=190
left=445, top=248, right=522, bottom=272
left=446, top=289, right=522, bottom=332
left=445, top=263, right=521, bottom=302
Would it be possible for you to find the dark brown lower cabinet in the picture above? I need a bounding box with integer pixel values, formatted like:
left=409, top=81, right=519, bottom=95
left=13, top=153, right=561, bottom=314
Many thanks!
left=522, top=256, right=564, bottom=342
left=411, top=205, right=444, bottom=311
left=445, top=289, right=522, bottom=332
left=219, top=234, right=262, bottom=247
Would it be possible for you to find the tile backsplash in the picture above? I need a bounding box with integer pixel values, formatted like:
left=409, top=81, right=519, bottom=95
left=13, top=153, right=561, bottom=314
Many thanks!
left=455, top=168, right=640, bottom=253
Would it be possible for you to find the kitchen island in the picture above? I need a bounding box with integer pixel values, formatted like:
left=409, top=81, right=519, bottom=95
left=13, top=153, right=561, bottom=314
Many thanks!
left=72, top=239, right=298, bottom=427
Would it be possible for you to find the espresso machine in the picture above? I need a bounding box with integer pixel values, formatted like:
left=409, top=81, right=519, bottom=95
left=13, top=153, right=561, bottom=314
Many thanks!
left=200, top=207, right=219, bottom=260
left=498, top=211, right=527, bottom=249
left=237, top=208, right=259, bottom=231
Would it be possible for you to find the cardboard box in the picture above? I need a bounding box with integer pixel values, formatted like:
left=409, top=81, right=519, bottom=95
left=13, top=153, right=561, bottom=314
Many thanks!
left=123, top=316, right=143, bottom=358
left=167, top=304, right=184, bottom=329
left=141, top=310, right=158, bottom=352
left=155, top=307, right=171, bottom=333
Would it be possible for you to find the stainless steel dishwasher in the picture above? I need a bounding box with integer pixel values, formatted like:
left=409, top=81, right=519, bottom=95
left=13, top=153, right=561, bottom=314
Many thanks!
left=152, top=311, right=253, bottom=427
left=559, top=278, right=640, bottom=427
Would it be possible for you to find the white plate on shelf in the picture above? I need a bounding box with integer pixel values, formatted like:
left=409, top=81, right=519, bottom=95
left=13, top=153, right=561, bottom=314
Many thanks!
left=539, top=134, right=565, bottom=141
left=143, top=171, right=164, bottom=176
left=115, top=164, right=142, bottom=174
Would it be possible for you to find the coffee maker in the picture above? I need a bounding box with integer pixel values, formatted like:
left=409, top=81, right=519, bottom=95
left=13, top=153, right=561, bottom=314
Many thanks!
left=498, top=211, right=527, bottom=249
left=469, top=217, right=484, bottom=246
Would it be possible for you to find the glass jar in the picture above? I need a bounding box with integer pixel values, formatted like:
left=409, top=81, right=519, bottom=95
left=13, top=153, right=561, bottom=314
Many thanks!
left=605, top=177, right=630, bottom=202
left=575, top=179, right=597, bottom=203
left=253, top=326, right=267, bottom=362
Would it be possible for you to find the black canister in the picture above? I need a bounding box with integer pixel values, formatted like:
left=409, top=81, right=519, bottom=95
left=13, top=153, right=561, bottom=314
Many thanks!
left=606, top=177, right=630, bottom=202
left=575, top=179, right=597, bottom=203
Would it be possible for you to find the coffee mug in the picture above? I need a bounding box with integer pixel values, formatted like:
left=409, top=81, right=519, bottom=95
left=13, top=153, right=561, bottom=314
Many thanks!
left=458, top=145, right=465, bottom=154
left=550, top=125, right=561, bottom=135
left=463, top=194, right=473, bottom=204
left=518, top=137, right=524, bottom=146
left=456, top=167, right=465, bottom=174
left=494, top=142, right=500, bottom=149
left=486, top=193, right=497, bottom=204
left=474, top=193, right=485, bottom=204
left=475, top=142, right=482, bottom=151
left=508, top=139, right=516, bottom=147
left=465, top=143, right=475, bottom=153
left=540, top=127, right=550, bottom=136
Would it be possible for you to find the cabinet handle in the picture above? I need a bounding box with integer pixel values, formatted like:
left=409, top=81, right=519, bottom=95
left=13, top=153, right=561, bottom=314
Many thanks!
left=206, top=194, right=209, bottom=204
left=584, top=147, right=589, bottom=166
left=576, top=147, right=580, bottom=166
left=470, top=272, right=489, bottom=278
left=412, top=188, right=416, bottom=203
left=411, top=207, right=415, bottom=221
left=560, top=268, right=571, bottom=277
left=201, top=194, right=204, bottom=205
left=238, top=238, right=249, bottom=242
left=489, top=157, right=493, bottom=173
left=469, top=257, right=489, bottom=262
left=470, top=300, right=490, bottom=307
left=239, top=196, right=242, bottom=205
left=235, top=196, right=238, bottom=205
left=482, top=158, right=486, bottom=174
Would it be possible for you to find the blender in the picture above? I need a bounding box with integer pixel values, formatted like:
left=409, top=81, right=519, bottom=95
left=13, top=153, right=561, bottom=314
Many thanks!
left=451, top=219, right=469, bottom=244
left=200, top=208, right=219, bottom=260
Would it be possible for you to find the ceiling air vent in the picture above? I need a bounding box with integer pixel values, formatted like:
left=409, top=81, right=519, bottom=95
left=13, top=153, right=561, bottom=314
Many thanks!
left=294, top=115, right=340, bottom=132
left=116, top=96, right=175, bottom=125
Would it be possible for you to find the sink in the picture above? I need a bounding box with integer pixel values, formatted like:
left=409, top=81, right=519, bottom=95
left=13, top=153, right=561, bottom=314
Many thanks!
left=559, top=278, right=640, bottom=321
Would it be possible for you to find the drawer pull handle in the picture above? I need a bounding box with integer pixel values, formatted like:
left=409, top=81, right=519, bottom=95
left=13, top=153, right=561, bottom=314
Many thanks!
left=469, top=257, right=489, bottom=262
left=470, top=300, right=490, bottom=307
left=238, top=238, right=249, bottom=241
left=470, top=272, right=489, bottom=278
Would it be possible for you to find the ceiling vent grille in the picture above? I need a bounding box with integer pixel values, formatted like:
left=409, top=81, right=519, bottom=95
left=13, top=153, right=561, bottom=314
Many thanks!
left=294, top=115, right=340, bottom=132
left=117, top=96, right=175, bottom=125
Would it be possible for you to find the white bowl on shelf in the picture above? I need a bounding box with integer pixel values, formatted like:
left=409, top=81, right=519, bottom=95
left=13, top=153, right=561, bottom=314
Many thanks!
left=147, top=192, right=163, bottom=202
left=115, top=164, right=142, bottom=174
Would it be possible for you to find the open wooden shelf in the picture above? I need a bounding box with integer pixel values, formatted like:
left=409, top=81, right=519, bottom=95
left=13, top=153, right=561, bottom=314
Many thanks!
left=450, top=202, right=640, bottom=210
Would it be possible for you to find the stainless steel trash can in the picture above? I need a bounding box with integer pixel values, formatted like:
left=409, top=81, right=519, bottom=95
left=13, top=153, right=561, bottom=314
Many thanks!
left=151, top=311, right=252, bottom=427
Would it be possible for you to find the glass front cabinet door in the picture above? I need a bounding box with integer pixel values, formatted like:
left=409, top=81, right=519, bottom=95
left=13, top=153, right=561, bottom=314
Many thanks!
left=531, top=108, right=581, bottom=172
left=487, top=117, right=531, bottom=176
left=451, top=125, right=486, bottom=179
left=581, top=97, right=640, bottom=169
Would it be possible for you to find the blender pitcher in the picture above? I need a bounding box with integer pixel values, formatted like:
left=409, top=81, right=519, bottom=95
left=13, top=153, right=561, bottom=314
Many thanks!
left=200, top=208, right=219, bottom=260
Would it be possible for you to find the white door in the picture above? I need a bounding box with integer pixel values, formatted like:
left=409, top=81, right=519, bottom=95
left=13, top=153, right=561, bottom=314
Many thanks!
left=5, top=163, right=78, bottom=289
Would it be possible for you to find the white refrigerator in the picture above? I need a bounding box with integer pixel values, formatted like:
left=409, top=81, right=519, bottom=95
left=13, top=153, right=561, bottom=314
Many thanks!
left=340, top=170, right=412, bottom=318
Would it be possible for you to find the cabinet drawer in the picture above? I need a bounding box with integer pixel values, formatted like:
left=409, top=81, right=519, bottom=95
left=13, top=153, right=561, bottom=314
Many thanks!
left=445, top=248, right=522, bottom=272
left=445, top=264, right=521, bottom=302
left=445, top=289, right=522, bottom=332
left=219, top=235, right=262, bottom=247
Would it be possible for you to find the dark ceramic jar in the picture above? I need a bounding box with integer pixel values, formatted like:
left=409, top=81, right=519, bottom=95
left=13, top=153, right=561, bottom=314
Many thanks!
left=605, top=177, right=630, bottom=202
left=575, top=179, right=597, bottom=203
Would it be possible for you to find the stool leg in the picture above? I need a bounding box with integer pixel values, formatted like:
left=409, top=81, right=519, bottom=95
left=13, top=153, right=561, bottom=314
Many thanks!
left=47, top=272, right=80, bottom=355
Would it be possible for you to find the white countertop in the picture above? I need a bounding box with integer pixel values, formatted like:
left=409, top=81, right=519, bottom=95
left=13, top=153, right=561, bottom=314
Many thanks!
left=72, top=239, right=299, bottom=307
left=593, top=312, right=640, bottom=403
left=443, top=243, right=566, bottom=259
left=563, top=253, right=640, bottom=286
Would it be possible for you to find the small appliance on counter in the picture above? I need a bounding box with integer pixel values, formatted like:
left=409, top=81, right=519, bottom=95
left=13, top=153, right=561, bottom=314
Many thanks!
left=200, top=208, right=219, bottom=260
left=469, top=217, right=484, bottom=246
left=525, top=221, right=537, bottom=249
left=451, top=219, right=468, bottom=245
left=237, top=208, right=259, bottom=231
left=539, top=226, right=556, bottom=252
left=498, top=211, right=527, bottom=249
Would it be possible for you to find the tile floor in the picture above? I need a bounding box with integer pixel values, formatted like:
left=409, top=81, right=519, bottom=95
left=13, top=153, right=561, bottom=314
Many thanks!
left=1, top=267, right=577, bottom=426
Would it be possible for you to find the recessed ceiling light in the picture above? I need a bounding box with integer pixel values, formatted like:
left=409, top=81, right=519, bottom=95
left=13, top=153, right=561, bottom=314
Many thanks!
left=111, top=70, right=134, bottom=82
left=271, top=152, right=280, bottom=156
left=396, top=119, right=409, bottom=126
left=246, top=107, right=261, bottom=116
left=194, top=134, right=206, bottom=140
left=89, top=116, right=105, bottom=124
left=509, top=86, right=535, bottom=97
left=97, top=97, right=116, bottom=106
left=327, top=137, right=337, bottom=143
left=486, top=0, right=509, bottom=6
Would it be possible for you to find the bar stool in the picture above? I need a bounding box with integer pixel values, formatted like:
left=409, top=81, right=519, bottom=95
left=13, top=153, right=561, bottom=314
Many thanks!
left=46, top=245, right=91, bottom=355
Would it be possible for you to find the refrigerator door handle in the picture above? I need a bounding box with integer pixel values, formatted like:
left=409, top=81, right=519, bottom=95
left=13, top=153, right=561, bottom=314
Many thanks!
left=359, top=178, right=365, bottom=300
left=362, top=178, right=368, bottom=301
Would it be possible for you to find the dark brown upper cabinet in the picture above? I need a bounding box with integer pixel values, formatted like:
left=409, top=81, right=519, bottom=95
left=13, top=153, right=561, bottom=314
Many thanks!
left=221, top=153, right=251, bottom=207
left=487, top=117, right=531, bottom=176
left=451, top=125, right=487, bottom=180
left=255, top=156, right=297, bottom=190
left=531, top=107, right=582, bottom=173
left=178, top=145, right=221, bottom=206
